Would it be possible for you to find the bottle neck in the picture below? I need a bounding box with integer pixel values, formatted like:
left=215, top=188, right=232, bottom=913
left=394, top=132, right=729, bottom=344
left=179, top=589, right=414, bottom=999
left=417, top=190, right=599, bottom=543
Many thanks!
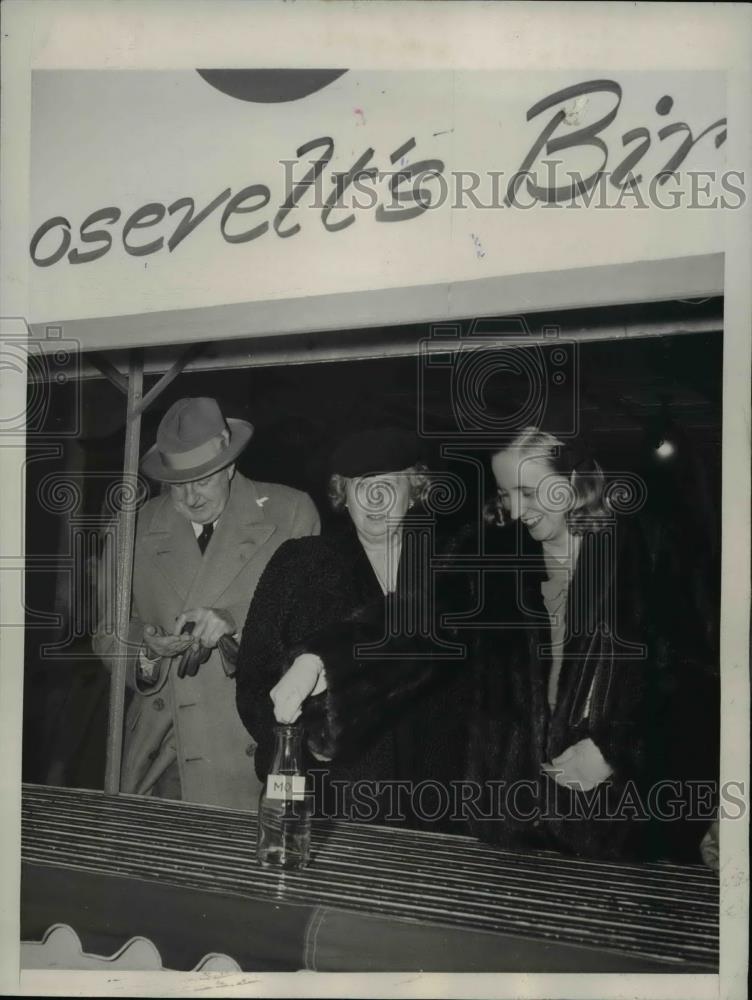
left=270, top=723, right=304, bottom=773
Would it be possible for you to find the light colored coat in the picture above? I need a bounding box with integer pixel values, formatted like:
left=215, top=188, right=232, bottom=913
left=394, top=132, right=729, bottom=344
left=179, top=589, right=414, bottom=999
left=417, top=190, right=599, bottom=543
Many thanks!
left=93, top=472, right=320, bottom=809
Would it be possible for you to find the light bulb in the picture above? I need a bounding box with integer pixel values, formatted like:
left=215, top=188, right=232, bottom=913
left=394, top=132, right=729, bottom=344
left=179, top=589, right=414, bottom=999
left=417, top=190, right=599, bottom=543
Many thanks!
left=655, top=440, right=676, bottom=460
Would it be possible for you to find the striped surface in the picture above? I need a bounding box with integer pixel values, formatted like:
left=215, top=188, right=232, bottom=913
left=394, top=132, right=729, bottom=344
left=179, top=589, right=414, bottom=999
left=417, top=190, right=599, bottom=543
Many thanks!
left=21, top=783, right=718, bottom=969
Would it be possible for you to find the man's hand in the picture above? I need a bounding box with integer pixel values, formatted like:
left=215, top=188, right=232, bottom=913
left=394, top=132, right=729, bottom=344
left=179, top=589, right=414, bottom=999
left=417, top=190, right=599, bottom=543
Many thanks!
left=174, top=608, right=236, bottom=649
left=270, top=653, right=327, bottom=724
left=142, top=623, right=194, bottom=660
left=541, top=737, right=613, bottom=792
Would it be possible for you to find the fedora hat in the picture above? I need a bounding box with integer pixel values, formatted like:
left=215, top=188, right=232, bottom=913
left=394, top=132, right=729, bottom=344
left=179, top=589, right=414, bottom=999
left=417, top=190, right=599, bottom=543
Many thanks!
left=140, top=397, right=253, bottom=484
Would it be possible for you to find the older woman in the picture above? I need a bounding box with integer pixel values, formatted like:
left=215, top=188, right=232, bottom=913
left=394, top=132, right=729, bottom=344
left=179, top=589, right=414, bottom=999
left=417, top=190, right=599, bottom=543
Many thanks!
left=466, top=424, right=714, bottom=861
left=235, top=428, right=470, bottom=828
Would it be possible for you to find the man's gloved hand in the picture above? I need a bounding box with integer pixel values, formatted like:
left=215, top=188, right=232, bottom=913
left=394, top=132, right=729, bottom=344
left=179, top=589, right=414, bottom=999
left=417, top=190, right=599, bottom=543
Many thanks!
left=142, top=623, right=194, bottom=660
left=174, top=607, right=236, bottom=649
left=175, top=621, right=211, bottom=678
left=177, top=632, right=237, bottom=679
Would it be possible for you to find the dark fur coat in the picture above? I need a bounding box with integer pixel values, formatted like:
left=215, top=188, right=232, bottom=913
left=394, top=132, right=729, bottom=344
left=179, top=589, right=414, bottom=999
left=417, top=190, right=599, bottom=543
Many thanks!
left=463, top=513, right=719, bottom=861
left=235, top=517, right=472, bottom=830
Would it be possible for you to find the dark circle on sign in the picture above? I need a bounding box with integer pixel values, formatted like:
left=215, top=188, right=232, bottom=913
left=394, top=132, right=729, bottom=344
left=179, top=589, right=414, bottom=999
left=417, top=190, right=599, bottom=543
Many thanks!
left=196, top=69, right=348, bottom=103
left=54, top=351, right=69, bottom=365
left=551, top=349, right=567, bottom=365
left=553, top=372, right=565, bottom=385
left=55, top=373, right=67, bottom=384
left=656, top=95, right=674, bottom=116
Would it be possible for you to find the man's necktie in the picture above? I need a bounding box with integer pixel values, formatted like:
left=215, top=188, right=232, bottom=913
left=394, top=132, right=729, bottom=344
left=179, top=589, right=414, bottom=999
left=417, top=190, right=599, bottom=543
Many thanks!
left=197, top=522, right=214, bottom=555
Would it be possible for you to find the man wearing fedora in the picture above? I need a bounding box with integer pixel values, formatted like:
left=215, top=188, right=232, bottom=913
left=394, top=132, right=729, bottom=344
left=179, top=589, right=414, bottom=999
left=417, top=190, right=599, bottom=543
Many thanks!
left=93, top=397, right=320, bottom=809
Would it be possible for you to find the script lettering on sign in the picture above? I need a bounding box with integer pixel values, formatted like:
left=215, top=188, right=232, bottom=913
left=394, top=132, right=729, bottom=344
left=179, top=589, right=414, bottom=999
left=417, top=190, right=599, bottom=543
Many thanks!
left=29, top=78, right=728, bottom=268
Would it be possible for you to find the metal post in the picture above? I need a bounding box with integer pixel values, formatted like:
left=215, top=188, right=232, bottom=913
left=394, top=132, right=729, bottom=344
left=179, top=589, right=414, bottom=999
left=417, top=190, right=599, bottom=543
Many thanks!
left=104, top=350, right=144, bottom=794
left=130, top=342, right=205, bottom=419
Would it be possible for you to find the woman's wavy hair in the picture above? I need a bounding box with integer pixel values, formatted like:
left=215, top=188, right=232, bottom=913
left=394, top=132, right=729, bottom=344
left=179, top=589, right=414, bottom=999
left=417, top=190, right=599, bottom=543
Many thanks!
left=328, top=462, right=432, bottom=513
left=486, top=426, right=610, bottom=533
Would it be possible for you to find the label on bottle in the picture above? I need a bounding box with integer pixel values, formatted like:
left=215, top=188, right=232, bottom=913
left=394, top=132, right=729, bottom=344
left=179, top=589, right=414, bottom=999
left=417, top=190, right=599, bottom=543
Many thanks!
left=266, top=774, right=306, bottom=801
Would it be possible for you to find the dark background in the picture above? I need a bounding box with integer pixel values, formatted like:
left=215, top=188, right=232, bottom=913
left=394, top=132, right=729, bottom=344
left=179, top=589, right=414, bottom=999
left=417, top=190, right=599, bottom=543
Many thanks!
left=22, top=298, right=723, bottom=790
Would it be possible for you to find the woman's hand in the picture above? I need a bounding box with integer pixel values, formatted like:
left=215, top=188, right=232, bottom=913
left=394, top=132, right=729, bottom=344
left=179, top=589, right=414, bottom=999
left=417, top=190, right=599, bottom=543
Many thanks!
left=699, top=818, right=719, bottom=871
left=270, top=653, right=328, bottom=724
left=541, top=737, right=613, bottom=792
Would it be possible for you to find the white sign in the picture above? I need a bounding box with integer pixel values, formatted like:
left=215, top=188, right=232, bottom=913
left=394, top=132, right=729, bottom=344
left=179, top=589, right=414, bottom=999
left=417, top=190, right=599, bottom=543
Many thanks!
left=28, top=69, right=729, bottom=326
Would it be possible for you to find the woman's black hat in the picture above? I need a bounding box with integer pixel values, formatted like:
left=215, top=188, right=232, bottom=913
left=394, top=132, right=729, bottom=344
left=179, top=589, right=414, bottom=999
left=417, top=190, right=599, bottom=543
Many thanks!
left=331, top=427, right=424, bottom=477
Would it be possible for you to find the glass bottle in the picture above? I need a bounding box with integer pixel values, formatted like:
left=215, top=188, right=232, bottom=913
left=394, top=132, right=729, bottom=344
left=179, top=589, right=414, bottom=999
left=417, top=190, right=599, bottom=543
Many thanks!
left=256, top=723, right=312, bottom=869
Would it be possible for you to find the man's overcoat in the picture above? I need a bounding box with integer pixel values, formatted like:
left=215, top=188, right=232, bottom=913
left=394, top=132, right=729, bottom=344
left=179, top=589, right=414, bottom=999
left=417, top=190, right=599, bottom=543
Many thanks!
left=93, top=472, right=319, bottom=808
